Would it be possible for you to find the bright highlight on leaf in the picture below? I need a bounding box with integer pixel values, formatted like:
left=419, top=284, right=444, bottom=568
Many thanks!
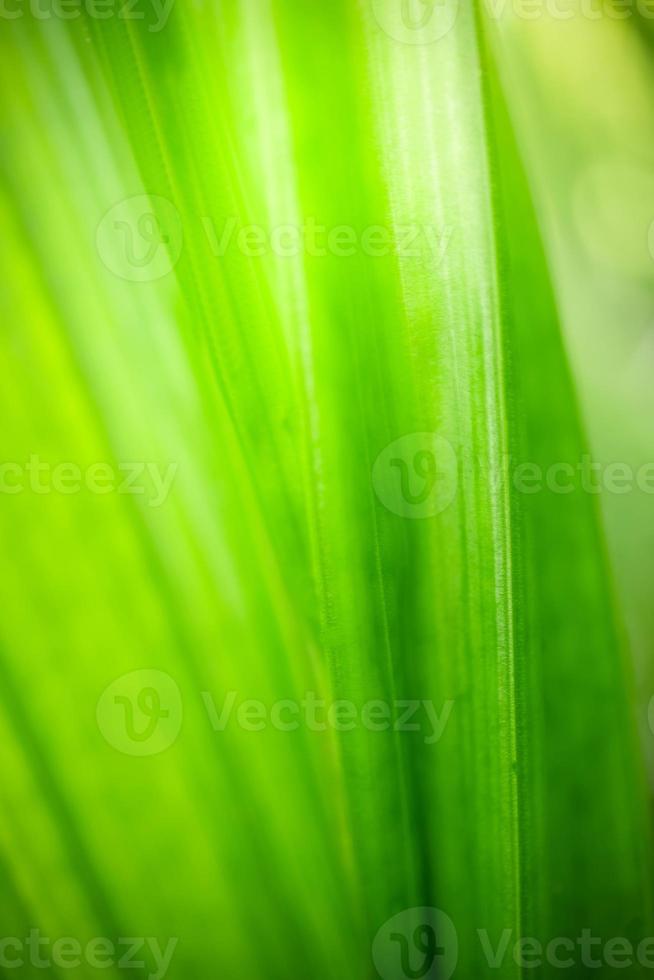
left=0, top=1, right=652, bottom=979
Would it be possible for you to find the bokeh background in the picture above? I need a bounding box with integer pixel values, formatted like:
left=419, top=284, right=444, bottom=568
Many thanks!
left=1, top=1, right=653, bottom=978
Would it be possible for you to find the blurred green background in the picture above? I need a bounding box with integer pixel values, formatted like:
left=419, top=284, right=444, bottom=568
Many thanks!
left=1, top=1, right=653, bottom=978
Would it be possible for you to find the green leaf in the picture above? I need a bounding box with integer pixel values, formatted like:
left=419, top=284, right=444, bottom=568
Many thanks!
left=0, top=2, right=650, bottom=978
